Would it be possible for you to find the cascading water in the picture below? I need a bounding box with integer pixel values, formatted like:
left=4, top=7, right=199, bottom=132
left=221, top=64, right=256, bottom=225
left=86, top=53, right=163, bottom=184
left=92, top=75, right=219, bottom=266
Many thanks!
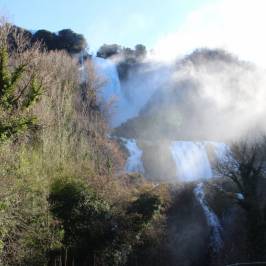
left=194, top=183, right=223, bottom=253
left=92, top=55, right=229, bottom=255
left=92, top=55, right=228, bottom=182
left=93, top=57, right=172, bottom=128
left=170, top=141, right=226, bottom=252
left=170, top=141, right=227, bottom=181
left=93, top=57, right=129, bottom=127
left=170, top=141, right=212, bottom=182
left=93, top=57, right=123, bottom=104
left=93, top=57, right=157, bottom=128
left=124, top=138, right=145, bottom=174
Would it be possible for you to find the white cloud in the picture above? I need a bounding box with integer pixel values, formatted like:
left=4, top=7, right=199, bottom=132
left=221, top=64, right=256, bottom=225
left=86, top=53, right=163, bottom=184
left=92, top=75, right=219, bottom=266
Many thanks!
left=153, top=0, right=266, bottom=66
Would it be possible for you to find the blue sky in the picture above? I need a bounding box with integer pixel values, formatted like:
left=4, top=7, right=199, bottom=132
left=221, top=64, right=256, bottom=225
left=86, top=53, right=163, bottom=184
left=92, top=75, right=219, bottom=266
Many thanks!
left=0, top=0, right=215, bottom=52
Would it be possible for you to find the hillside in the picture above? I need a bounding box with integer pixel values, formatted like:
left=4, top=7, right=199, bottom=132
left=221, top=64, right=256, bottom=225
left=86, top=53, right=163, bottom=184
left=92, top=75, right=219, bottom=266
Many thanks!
left=0, top=19, right=266, bottom=266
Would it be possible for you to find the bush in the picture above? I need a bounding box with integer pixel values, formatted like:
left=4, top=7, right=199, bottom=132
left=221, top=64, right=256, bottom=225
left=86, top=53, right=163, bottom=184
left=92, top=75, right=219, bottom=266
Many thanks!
left=127, top=192, right=161, bottom=222
left=49, top=177, right=113, bottom=265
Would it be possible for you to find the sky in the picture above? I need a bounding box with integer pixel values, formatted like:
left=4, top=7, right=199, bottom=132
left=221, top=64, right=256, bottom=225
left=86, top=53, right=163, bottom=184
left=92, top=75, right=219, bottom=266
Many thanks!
left=0, top=0, right=216, bottom=52
left=153, top=0, right=266, bottom=65
left=1, top=0, right=266, bottom=66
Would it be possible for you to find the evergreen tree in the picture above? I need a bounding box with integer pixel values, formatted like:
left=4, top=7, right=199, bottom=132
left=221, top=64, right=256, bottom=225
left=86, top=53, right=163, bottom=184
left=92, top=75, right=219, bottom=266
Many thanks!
left=0, top=41, right=42, bottom=142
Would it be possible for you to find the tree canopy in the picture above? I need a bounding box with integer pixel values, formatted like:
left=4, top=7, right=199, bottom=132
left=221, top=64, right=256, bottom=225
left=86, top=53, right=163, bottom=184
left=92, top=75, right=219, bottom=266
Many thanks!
left=5, top=25, right=87, bottom=54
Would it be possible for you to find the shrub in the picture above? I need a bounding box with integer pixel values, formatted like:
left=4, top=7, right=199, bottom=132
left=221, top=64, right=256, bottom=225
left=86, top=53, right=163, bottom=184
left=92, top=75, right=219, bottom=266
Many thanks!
left=49, top=177, right=113, bottom=265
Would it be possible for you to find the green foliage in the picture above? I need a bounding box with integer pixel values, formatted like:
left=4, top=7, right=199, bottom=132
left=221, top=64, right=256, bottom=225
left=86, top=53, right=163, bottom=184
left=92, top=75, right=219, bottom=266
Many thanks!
left=0, top=44, right=42, bottom=142
left=6, top=25, right=87, bottom=54
left=49, top=177, right=111, bottom=236
left=48, top=178, right=163, bottom=266
left=127, top=192, right=161, bottom=222
left=0, top=115, right=37, bottom=141
left=32, top=28, right=87, bottom=54
left=97, top=44, right=122, bottom=58
left=96, top=43, right=147, bottom=80
left=0, top=38, right=116, bottom=265
left=96, top=43, right=147, bottom=61
left=49, top=177, right=113, bottom=264
left=22, top=77, right=42, bottom=108
left=32, top=30, right=58, bottom=50
left=57, top=29, right=87, bottom=54
left=0, top=170, right=58, bottom=266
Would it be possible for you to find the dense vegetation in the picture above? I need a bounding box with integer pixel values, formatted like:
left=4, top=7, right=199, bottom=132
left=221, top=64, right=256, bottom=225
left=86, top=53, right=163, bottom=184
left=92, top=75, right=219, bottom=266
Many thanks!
left=97, top=43, right=147, bottom=80
left=8, top=25, right=87, bottom=54
left=0, top=22, right=168, bottom=266
left=0, top=20, right=266, bottom=266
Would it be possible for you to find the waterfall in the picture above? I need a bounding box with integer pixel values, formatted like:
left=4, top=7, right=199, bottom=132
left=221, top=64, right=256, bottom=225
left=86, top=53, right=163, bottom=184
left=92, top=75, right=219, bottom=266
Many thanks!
left=170, top=141, right=212, bottom=182
left=93, top=57, right=141, bottom=128
left=93, top=57, right=123, bottom=104
left=93, top=57, right=171, bottom=128
left=170, top=141, right=226, bottom=253
left=194, top=183, right=223, bottom=253
left=170, top=141, right=228, bottom=181
left=123, top=139, right=144, bottom=174
left=93, top=57, right=126, bottom=127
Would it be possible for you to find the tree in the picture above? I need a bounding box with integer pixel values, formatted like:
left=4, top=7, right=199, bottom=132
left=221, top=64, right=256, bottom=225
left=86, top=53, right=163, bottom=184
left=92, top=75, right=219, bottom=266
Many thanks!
left=57, top=29, right=87, bottom=54
left=134, top=44, right=147, bottom=59
left=216, top=137, right=266, bottom=260
left=32, top=30, right=59, bottom=51
left=0, top=23, right=43, bottom=142
left=32, top=29, right=87, bottom=54
left=97, top=44, right=122, bottom=58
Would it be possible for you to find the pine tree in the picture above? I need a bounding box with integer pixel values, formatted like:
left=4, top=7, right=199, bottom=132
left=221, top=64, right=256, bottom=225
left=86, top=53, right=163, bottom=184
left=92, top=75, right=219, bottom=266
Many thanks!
left=0, top=43, right=42, bottom=142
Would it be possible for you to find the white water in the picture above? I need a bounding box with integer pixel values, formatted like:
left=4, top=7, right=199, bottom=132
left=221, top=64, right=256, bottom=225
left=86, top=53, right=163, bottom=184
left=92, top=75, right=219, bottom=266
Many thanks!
left=194, top=183, right=223, bottom=253
left=170, top=141, right=226, bottom=252
left=170, top=141, right=212, bottom=182
left=93, top=57, right=173, bottom=128
left=170, top=141, right=227, bottom=182
left=93, top=57, right=129, bottom=127
left=93, top=57, right=150, bottom=128
left=93, top=57, right=122, bottom=104
left=124, top=139, right=145, bottom=174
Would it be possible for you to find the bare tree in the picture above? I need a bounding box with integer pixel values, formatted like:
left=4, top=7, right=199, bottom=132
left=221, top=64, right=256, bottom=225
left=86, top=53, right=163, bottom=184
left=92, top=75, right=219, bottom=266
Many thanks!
left=216, top=137, right=266, bottom=260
